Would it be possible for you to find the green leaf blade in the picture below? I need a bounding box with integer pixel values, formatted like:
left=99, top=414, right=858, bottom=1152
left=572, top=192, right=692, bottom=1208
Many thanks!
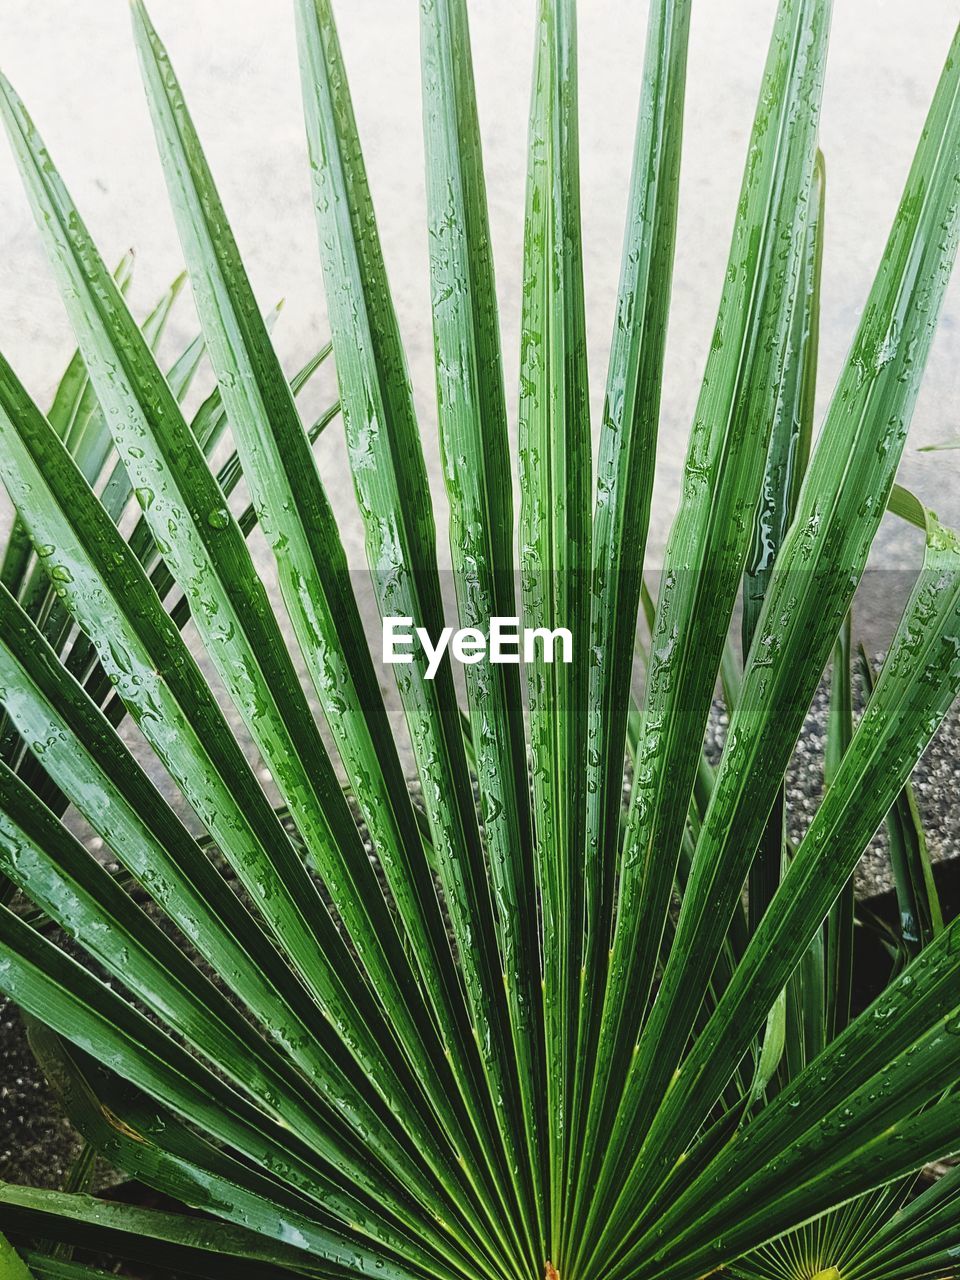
left=576, top=0, right=834, bottom=1252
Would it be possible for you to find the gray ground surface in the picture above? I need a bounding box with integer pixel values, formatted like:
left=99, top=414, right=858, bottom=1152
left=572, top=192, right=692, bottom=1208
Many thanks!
left=0, top=1, right=958, bottom=644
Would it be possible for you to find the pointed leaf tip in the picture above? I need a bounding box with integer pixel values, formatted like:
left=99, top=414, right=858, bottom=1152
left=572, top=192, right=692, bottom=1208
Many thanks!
left=129, top=0, right=156, bottom=39
left=0, top=68, right=17, bottom=107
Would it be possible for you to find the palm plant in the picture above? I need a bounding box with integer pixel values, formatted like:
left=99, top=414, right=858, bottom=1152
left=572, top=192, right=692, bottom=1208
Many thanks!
left=0, top=0, right=959, bottom=1277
